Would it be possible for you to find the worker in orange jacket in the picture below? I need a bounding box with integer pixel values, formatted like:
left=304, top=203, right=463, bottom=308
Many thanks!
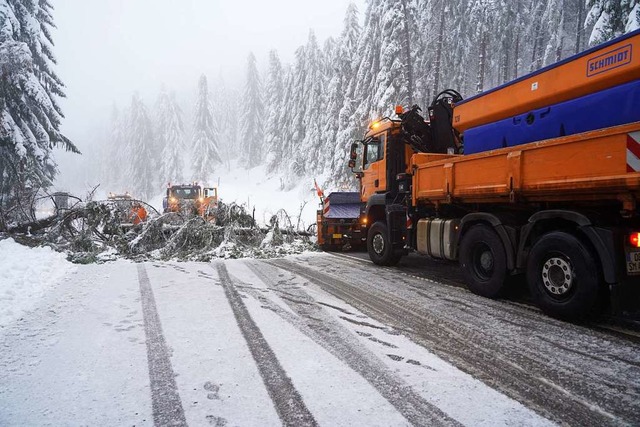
left=130, top=203, right=148, bottom=225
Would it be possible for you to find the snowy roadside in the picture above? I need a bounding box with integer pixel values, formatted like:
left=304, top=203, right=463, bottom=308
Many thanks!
left=0, top=238, right=76, bottom=328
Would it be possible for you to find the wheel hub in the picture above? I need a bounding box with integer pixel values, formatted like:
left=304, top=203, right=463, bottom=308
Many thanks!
left=471, top=243, right=495, bottom=281
left=372, top=233, right=385, bottom=255
left=480, top=251, right=494, bottom=271
left=542, top=257, right=573, bottom=296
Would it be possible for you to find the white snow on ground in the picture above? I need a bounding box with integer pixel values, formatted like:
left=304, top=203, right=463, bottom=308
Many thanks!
left=0, top=261, right=152, bottom=425
left=144, top=261, right=281, bottom=426
left=1, top=254, right=554, bottom=425
left=230, top=259, right=553, bottom=427
left=225, top=260, right=411, bottom=426
left=0, top=238, right=75, bottom=328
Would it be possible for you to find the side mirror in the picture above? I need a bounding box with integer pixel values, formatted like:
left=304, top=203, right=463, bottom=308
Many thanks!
left=349, top=142, right=358, bottom=160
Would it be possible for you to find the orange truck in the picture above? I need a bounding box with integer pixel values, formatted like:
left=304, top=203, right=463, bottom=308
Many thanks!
left=163, top=183, right=218, bottom=221
left=107, top=192, right=148, bottom=225
left=347, top=29, right=640, bottom=319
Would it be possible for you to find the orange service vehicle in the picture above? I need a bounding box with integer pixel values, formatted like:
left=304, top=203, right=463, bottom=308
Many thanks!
left=347, top=29, right=640, bottom=320
left=163, top=183, right=219, bottom=221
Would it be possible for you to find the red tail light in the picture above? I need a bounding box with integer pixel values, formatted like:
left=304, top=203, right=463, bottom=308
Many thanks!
left=630, top=232, right=640, bottom=248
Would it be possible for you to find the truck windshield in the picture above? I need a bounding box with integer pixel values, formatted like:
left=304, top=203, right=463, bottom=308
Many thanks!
left=171, top=187, right=200, bottom=199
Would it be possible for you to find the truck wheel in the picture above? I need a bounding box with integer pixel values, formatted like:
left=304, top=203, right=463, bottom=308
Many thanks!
left=367, top=221, right=401, bottom=266
left=527, top=232, right=600, bottom=319
left=459, top=224, right=507, bottom=298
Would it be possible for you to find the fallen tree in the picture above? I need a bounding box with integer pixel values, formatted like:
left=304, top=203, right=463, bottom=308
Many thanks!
left=1, top=197, right=316, bottom=263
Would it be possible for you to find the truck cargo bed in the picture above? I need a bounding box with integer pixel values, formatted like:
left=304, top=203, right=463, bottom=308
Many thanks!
left=412, top=123, right=640, bottom=206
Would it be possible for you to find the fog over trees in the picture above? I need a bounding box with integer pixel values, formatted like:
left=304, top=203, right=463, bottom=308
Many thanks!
left=1, top=0, right=639, bottom=218
left=96, top=0, right=638, bottom=196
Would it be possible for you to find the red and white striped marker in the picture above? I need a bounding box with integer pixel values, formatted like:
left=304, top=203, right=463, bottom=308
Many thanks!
left=323, top=198, right=330, bottom=216
left=627, top=131, right=640, bottom=173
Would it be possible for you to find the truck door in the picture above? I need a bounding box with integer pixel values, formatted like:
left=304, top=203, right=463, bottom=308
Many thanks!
left=361, top=133, right=387, bottom=201
left=386, top=130, right=407, bottom=196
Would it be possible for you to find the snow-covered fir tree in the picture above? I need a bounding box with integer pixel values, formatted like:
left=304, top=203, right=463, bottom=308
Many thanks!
left=156, top=89, right=185, bottom=184
left=320, top=37, right=340, bottom=174
left=240, top=53, right=264, bottom=169
left=154, top=87, right=171, bottom=172
left=272, top=65, right=296, bottom=183
left=127, top=93, right=156, bottom=199
left=587, top=0, right=640, bottom=44
left=469, top=0, right=495, bottom=93
left=492, top=0, right=522, bottom=84
left=541, top=0, right=566, bottom=66
left=282, top=46, right=308, bottom=180
left=298, top=31, right=324, bottom=175
left=211, top=75, right=238, bottom=172
left=328, top=3, right=361, bottom=181
left=191, top=74, right=221, bottom=182
left=0, top=0, right=77, bottom=224
left=264, top=50, right=285, bottom=173
left=332, top=3, right=362, bottom=182
left=105, top=104, right=127, bottom=189
left=351, top=0, right=383, bottom=126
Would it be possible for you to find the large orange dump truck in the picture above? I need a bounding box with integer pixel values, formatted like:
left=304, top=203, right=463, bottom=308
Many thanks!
left=348, top=29, right=640, bottom=319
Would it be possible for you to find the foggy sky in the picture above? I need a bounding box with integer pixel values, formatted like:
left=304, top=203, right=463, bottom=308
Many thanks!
left=53, top=0, right=365, bottom=189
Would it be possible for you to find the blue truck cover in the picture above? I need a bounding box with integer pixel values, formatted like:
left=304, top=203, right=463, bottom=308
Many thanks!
left=464, top=79, right=640, bottom=154
left=325, top=192, right=361, bottom=219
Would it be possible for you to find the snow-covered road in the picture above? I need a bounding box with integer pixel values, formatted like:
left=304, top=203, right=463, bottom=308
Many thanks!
left=1, top=253, right=639, bottom=426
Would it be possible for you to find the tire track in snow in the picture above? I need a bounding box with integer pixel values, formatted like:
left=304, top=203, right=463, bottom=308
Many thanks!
left=309, top=253, right=640, bottom=419
left=270, top=258, right=629, bottom=426
left=137, top=264, right=187, bottom=427
left=215, top=263, right=318, bottom=427
left=244, top=261, right=461, bottom=427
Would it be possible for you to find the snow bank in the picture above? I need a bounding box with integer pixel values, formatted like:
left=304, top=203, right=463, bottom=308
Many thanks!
left=0, top=238, right=75, bottom=328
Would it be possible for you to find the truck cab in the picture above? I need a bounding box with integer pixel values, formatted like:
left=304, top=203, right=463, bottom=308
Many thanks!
left=349, top=118, right=418, bottom=265
left=163, top=183, right=202, bottom=214
left=163, top=183, right=219, bottom=221
left=352, top=119, right=413, bottom=204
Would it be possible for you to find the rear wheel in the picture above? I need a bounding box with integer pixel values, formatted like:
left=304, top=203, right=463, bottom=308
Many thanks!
left=527, top=232, right=601, bottom=319
left=367, top=221, right=401, bottom=266
left=459, top=224, right=508, bottom=298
